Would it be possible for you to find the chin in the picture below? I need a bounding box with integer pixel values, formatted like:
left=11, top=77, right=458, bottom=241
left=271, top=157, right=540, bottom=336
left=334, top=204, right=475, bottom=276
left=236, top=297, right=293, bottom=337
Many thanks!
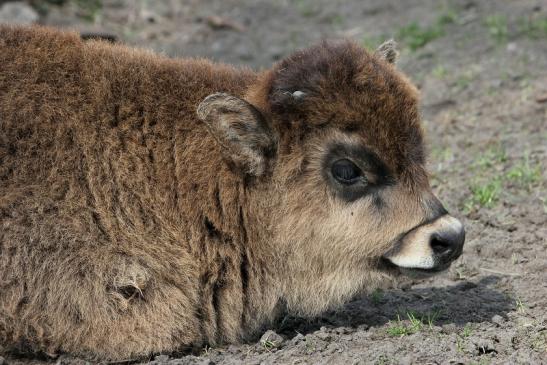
left=375, top=257, right=452, bottom=280
left=398, top=265, right=451, bottom=279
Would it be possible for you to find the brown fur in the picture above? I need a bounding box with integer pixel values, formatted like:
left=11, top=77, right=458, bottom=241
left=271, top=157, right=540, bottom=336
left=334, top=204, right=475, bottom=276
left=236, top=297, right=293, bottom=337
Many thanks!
left=1, top=26, right=453, bottom=360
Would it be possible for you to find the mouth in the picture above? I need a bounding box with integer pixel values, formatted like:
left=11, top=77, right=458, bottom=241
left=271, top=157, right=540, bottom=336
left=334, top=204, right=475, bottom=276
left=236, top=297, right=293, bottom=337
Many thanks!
left=377, top=257, right=452, bottom=278
left=398, top=262, right=452, bottom=278
left=375, top=257, right=401, bottom=275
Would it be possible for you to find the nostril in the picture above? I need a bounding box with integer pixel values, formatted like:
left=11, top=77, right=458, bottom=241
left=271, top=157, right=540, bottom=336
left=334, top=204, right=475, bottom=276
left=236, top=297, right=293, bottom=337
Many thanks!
left=430, top=235, right=453, bottom=256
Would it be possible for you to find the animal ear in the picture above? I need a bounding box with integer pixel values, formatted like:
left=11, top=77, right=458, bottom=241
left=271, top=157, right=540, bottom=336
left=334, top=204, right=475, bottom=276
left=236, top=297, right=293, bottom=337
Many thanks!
left=197, top=93, right=276, bottom=176
left=374, top=39, right=399, bottom=64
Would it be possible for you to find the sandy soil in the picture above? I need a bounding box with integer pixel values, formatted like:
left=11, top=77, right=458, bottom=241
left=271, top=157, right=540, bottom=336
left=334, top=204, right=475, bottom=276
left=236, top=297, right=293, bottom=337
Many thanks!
left=2, top=0, right=546, bottom=364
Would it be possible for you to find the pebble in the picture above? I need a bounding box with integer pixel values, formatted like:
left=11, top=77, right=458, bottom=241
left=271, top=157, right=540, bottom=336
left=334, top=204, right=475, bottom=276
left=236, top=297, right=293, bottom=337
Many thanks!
left=491, top=314, right=505, bottom=326
left=0, top=355, right=4, bottom=365
left=472, top=338, right=496, bottom=354
left=140, top=9, right=158, bottom=23
left=506, top=42, right=518, bottom=52
left=289, top=333, right=305, bottom=345
left=315, top=332, right=332, bottom=341
left=154, top=354, right=170, bottom=363
left=260, top=329, right=284, bottom=348
left=398, top=355, right=415, bottom=365
left=0, top=1, right=38, bottom=25
left=441, top=323, right=458, bottom=334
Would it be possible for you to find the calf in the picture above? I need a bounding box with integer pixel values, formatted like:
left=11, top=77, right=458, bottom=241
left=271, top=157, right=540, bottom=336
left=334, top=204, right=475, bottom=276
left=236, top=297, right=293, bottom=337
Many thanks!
left=0, top=26, right=464, bottom=360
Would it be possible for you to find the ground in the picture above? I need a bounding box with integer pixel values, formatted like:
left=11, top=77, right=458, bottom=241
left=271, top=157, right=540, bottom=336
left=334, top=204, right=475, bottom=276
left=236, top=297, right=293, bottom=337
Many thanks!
left=1, top=0, right=546, bottom=364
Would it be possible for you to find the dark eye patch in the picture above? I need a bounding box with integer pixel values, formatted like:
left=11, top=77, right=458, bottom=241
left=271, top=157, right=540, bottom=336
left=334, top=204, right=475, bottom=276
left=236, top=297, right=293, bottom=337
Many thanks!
left=323, top=142, right=393, bottom=202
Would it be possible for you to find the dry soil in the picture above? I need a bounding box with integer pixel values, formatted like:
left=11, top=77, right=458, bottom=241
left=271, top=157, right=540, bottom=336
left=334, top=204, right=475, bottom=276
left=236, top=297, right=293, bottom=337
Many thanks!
left=2, top=0, right=546, bottom=364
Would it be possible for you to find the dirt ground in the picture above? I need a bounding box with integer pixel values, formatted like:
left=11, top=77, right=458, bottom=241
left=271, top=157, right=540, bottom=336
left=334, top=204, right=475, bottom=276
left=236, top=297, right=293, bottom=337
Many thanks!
left=1, top=0, right=546, bottom=364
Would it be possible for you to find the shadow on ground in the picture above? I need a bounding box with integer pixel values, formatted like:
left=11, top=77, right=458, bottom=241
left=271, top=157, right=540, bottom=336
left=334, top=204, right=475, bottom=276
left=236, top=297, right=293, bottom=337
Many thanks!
left=275, top=276, right=514, bottom=338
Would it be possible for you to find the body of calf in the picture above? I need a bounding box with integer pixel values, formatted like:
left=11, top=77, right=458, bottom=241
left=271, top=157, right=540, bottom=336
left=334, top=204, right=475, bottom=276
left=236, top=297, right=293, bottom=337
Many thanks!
left=0, top=26, right=465, bottom=360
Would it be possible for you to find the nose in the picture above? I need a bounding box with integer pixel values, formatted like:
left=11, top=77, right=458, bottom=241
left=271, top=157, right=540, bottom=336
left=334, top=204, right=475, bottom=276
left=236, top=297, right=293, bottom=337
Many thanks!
left=384, top=215, right=465, bottom=271
left=430, top=219, right=465, bottom=265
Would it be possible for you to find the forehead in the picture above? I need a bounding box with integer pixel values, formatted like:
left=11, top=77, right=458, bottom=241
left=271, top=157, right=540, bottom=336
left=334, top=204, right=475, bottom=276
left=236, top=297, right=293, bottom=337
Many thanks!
left=266, top=40, right=425, bottom=175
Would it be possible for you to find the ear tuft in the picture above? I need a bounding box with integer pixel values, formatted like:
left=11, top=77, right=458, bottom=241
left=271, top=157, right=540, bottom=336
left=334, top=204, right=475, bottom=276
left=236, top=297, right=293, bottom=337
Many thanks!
left=374, top=39, right=399, bottom=64
left=196, top=93, right=225, bottom=122
left=197, top=93, right=276, bottom=176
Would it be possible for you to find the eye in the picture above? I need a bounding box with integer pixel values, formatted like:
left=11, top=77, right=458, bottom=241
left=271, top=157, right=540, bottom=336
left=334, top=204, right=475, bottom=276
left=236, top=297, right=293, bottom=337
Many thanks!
left=331, top=159, right=363, bottom=184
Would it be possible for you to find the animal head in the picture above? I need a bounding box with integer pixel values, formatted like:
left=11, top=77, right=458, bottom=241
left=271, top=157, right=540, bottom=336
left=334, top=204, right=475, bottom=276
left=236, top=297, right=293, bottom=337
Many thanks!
left=197, top=39, right=465, bottom=315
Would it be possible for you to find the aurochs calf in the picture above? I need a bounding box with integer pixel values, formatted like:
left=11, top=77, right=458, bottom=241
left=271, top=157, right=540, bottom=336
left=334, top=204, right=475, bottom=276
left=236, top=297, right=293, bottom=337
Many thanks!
left=0, top=26, right=465, bottom=360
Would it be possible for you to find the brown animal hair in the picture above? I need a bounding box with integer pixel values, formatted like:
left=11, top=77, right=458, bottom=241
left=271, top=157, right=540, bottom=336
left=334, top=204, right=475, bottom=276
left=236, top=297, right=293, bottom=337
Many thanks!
left=0, top=26, right=464, bottom=360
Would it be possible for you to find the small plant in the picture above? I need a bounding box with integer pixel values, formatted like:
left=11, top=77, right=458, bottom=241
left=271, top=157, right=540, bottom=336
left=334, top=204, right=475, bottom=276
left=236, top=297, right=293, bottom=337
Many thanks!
left=262, top=339, right=276, bottom=351
left=455, top=324, right=472, bottom=354
left=396, top=10, right=458, bottom=51
left=432, top=65, right=448, bottom=79
left=518, top=16, right=547, bottom=39
left=397, top=22, right=444, bottom=51
left=387, top=311, right=440, bottom=337
left=463, top=144, right=510, bottom=211
left=260, top=331, right=282, bottom=351
left=437, top=8, right=457, bottom=26
left=506, top=154, right=542, bottom=190
left=540, top=197, right=547, bottom=214
left=455, top=266, right=468, bottom=280
left=455, top=71, right=474, bottom=90
left=515, top=297, right=526, bottom=313
left=370, top=288, right=384, bottom=304
left=406, top=311, right=424, bottom=332
left=201, top=345, right=212, bottom=356
left=294, top=0, right=317, bottom=17
left=464, top=147, right=541, bottom=212
left=473, top=180, right=501, bottom=206
left=328, top=14, right=344, bottom=26
left=387, top=314, right=414, bottom=337
left=531, top=330, right=547, bottom=352
left=473, top=145, right=507, bottom=168
left=456, top=336, right=465, bottom=353
left=466, top=179, right=502, bottom=210
left=425, top=309, right=442, bottom=329
left=462, top=323, right=473, bottom=338
left=485, top=14, right=508, bottom=43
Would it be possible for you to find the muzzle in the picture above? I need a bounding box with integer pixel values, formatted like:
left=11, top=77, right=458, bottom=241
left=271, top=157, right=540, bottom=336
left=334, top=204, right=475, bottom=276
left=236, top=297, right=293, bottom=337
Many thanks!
left=383, top=215, right=465, bottom=275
